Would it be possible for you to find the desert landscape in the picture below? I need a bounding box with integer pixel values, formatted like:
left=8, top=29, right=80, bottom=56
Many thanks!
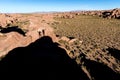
left=0, top=8, right=120, bottom=80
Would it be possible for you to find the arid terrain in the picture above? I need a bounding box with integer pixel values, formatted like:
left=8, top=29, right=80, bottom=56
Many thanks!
left=0, top=8, right=120, bottom=80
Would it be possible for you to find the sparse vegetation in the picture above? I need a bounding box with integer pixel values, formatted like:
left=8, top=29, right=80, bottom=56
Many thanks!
left=51, top=14, right=120, bottom=73
left=8, top=20, right=30, bottom=33
left=0, top=11, right=120, bottom=79
left=52, top=14, right=120, bottom=49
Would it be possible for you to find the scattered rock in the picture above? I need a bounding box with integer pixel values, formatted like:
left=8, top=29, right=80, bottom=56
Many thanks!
left=61, top=14, right=75, bottom=19
left=69, top=39, right=77, bottom=44
left=61, top=36, right=70, bottom=41
left=0, top=14, right=17, bottom=27
left=101, top=8, right=120, bottom=19
left=0, top=11, right=120, bottom=80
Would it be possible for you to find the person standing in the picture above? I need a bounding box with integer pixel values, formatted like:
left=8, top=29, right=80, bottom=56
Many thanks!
left=37, top=28, right=42, bottom=37
left=42, top=29, right=45, bottom=36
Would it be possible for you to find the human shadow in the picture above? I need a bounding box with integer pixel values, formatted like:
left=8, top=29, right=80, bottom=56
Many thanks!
left=0, top=36, right=89, bottom=80
left=0, top=26, right=26, bottom=36
left=106, top=47, right=120, bottom=60
left=81, top=53, right=120, bottom=80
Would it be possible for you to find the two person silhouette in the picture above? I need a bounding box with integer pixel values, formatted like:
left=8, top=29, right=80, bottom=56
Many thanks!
left=38, top=28, right=45, bottom=37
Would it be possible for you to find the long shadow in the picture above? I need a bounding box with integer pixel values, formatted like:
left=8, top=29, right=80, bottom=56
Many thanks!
left=106, top=47, right=120, bottom=60
left=81, top=54, right=120, bottom=80
left=0, top=26, right=26, bottom=36
left=0, top=36, right=89, bottom=80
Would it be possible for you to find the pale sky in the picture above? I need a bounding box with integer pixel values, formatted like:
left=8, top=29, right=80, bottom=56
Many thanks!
left=0, top=0, right=120, bottom=13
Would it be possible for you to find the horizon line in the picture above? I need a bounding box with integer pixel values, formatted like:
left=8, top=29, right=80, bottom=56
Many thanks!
left=0, top=8, right=119, bottom=14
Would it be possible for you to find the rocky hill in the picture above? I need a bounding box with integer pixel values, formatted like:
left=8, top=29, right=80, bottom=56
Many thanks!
left=0, top=10, right=120, bottom=80
left=83, top=8, right=120, bottom=19
left=101, top=8, right=120, bottom=19
left=0, top=13, right=57, bottom=57
left=56, top=8, right=120, bottom=19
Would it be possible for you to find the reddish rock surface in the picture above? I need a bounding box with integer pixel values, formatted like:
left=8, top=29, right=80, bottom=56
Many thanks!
left=0, top=10, right=120, bottom=80
left=0, top=13, right=58, bottom=57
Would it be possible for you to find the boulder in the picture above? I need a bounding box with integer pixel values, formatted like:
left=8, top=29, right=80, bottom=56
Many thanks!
left=0, top=14, right=18, bottom=28
left=102, top=8, right=120, bottom=19
left=61, top=36, right=70, bottom=42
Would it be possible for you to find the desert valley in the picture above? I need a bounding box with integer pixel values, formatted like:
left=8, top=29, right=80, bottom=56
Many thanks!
left=0, top=8, right=120, bottom=80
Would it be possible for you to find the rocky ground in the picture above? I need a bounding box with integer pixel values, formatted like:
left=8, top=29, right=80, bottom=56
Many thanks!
left=56, top=8, right=120, bottom=19
left=0, top=9, right=120, bottom=80
left=0, top=13, right=58, bottom=58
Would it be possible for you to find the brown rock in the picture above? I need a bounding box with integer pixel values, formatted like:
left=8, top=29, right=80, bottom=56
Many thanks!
left=61, top=36, right=70, bottom=41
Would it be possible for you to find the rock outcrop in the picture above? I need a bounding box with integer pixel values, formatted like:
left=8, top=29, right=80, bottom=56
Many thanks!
left=0, top=10, right=120, bottom=80
left=0, top=14, right=19, bottom=28
left=102, top=8, right=120, bottom=19
left=62, top=8, right=120, bottom=19
left=0, top=13, right=57, bottom=58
